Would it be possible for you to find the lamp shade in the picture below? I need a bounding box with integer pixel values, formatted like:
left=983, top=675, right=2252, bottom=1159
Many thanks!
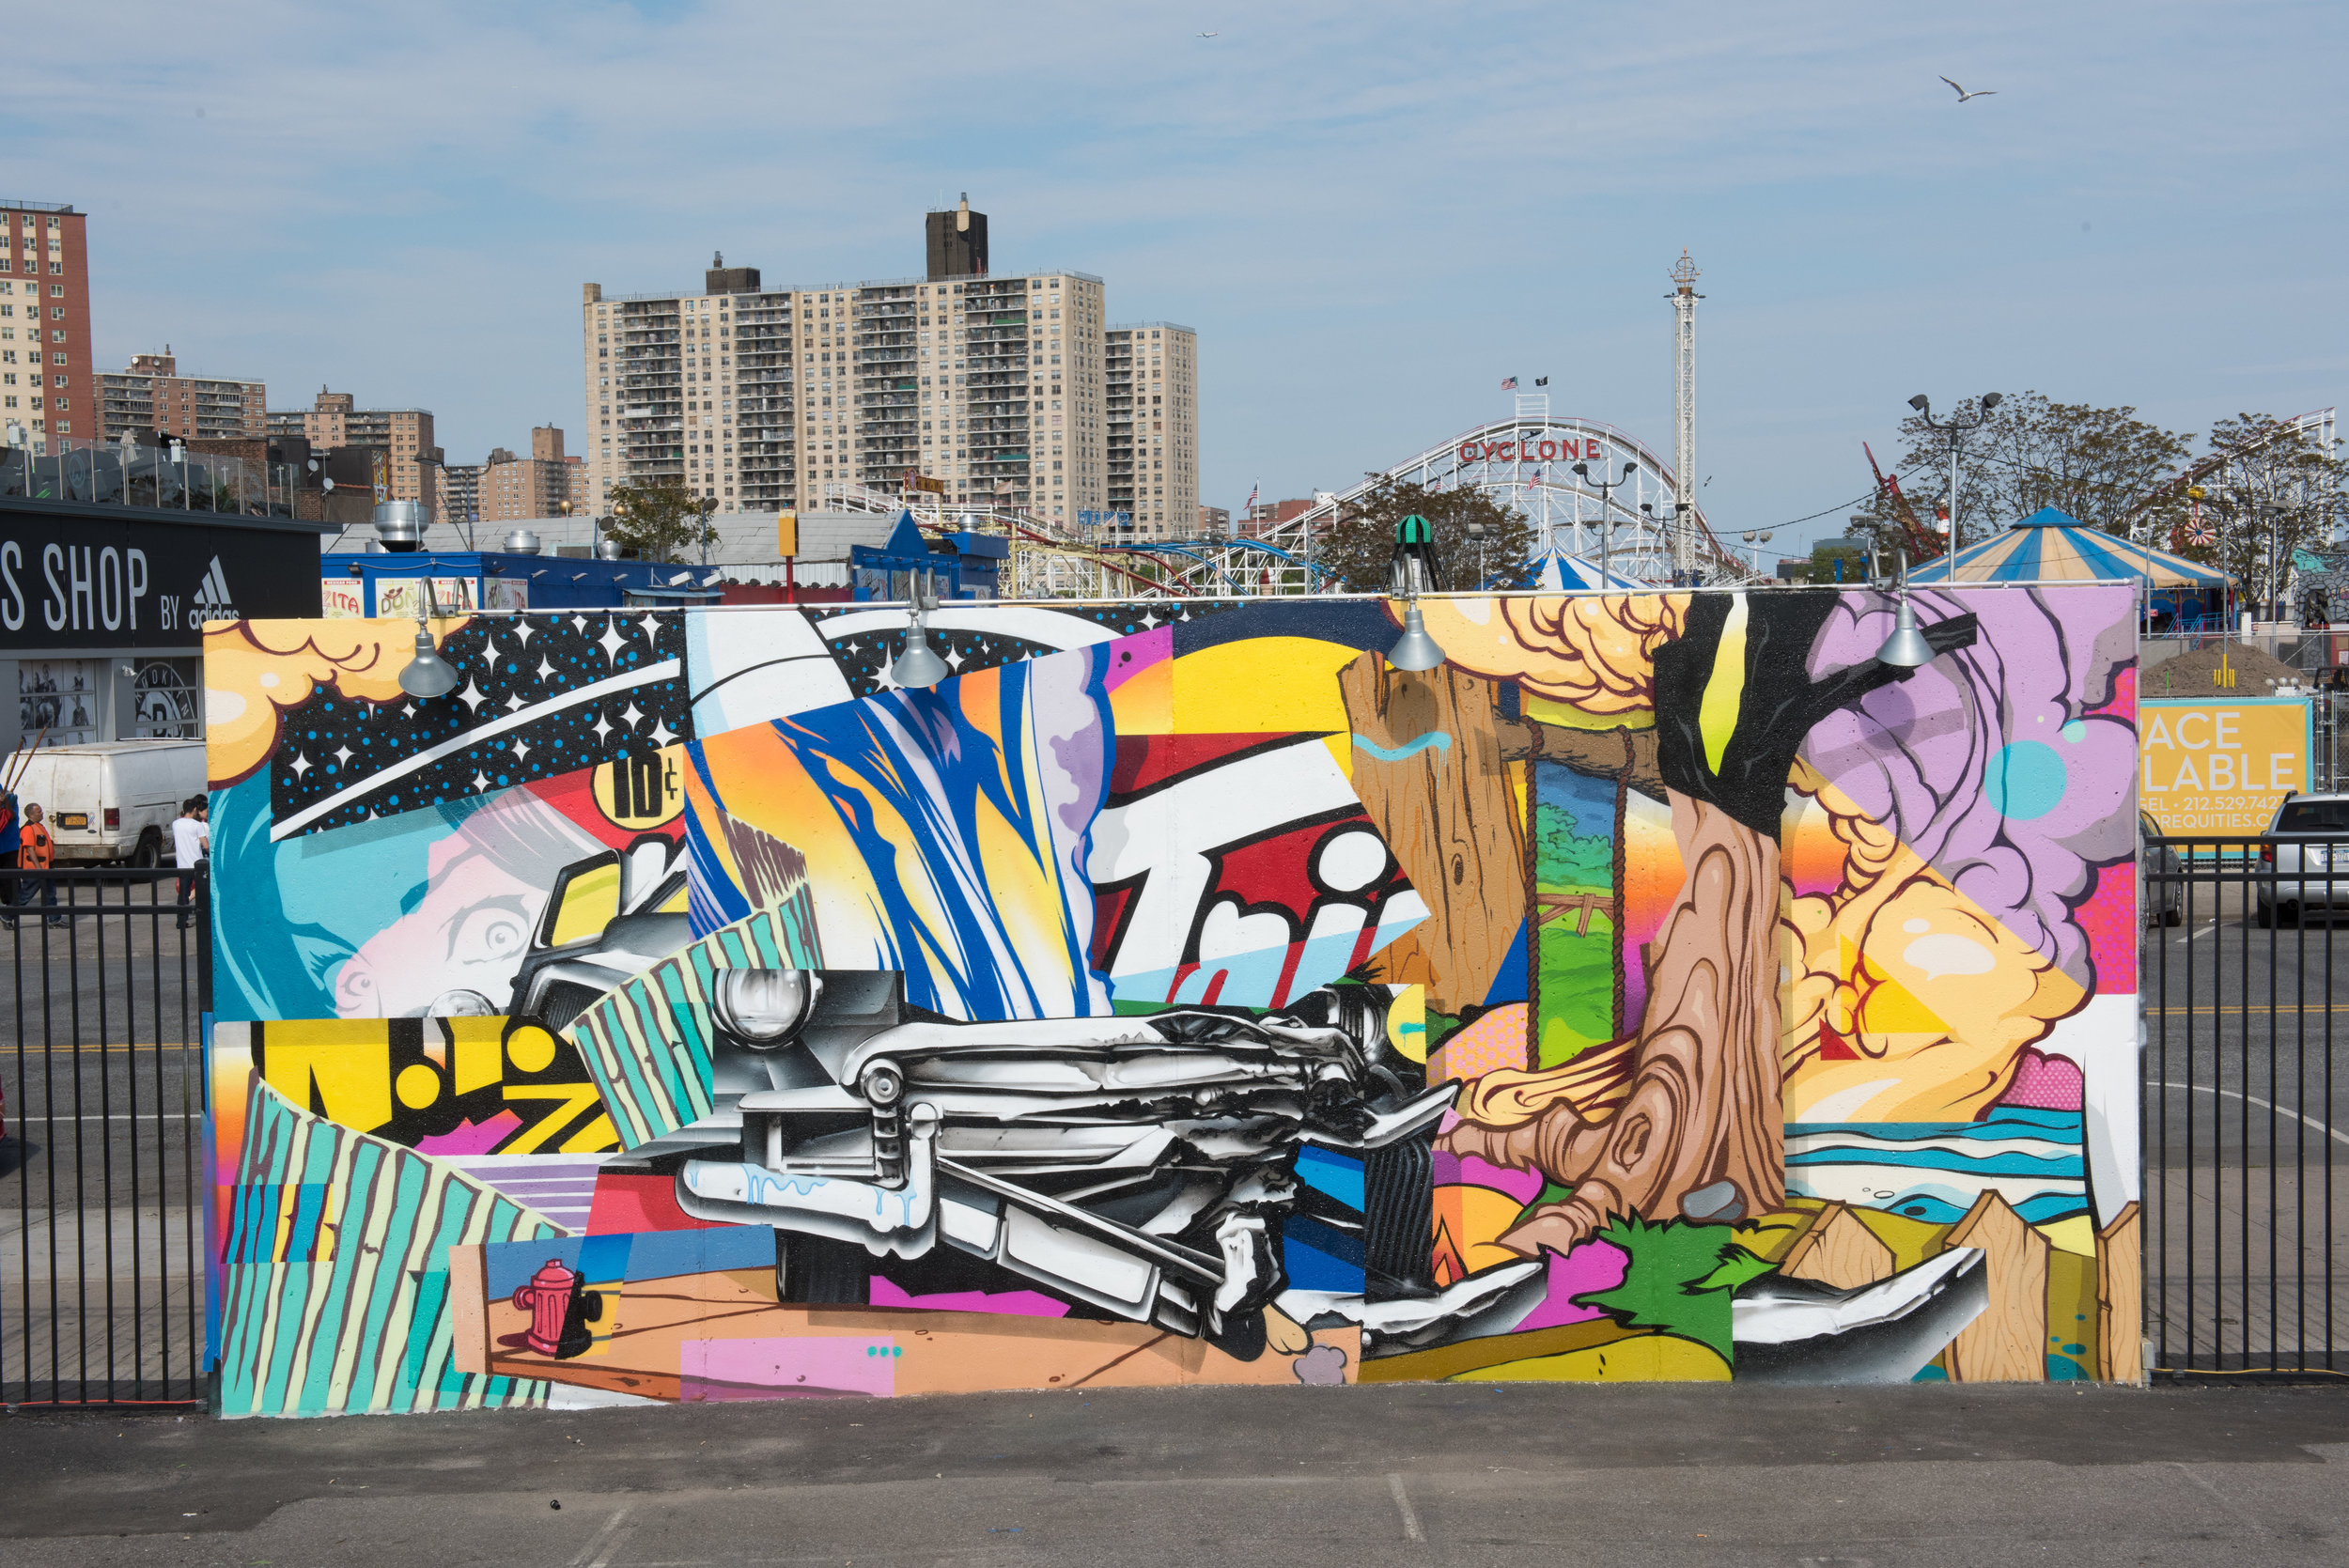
left=397, top=627, right=461, bottom=698
left=893, top=623, right=949, bottom=689
left=1875, top=598, right=1936, bottom=669
left=1386, top=602, right=1446, bottom=672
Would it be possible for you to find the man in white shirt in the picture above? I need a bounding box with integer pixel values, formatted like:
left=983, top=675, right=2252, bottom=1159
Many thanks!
left=171, top=797, right=209, bottom=932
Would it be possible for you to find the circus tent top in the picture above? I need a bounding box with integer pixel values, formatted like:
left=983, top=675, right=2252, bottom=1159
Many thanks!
left=1906, top=507, right=2232, bottom=590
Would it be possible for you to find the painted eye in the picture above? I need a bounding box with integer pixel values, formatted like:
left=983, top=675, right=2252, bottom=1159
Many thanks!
left=712, top=970, right=821, bottom=1048
left=454, top=908, right=528, bottom=960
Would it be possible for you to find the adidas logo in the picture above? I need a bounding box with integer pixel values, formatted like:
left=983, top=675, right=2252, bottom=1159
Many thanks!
left=192, top=556, right=235, bottom=620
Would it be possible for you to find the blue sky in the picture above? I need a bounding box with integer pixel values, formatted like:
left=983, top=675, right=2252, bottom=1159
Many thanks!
left=10, top=0, right=2343, bottom=551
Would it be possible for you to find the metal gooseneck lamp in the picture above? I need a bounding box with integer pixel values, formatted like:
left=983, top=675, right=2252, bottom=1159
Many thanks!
left=1386, top=513, right=1446, bottom=671
left=397, top=582, right=461, bottom=698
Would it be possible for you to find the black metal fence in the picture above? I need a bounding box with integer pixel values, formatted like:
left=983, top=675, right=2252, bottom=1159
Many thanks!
left=2144, top=834, right=2345, bottom=1380
left=0, top=868, right=208, bottom=1408
left=7, top=837, right=2345, bottom=1399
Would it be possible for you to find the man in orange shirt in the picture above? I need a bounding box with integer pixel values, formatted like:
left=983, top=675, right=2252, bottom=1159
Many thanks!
left=8, top=802, right=60, bottom=929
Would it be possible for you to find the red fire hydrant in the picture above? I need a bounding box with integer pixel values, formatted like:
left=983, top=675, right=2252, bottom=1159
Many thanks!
left=512, top=1258, right=601, bottom=1358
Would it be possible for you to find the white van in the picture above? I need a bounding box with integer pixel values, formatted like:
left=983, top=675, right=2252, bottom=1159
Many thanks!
left=7, top=740, right=208, bottom=865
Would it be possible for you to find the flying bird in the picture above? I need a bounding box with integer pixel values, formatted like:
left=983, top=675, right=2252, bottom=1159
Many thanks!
left=1940, top=75, right=1996, bottom=102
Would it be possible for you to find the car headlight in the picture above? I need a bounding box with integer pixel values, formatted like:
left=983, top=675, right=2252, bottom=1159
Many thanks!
left=711, top=969, right=821, bottom=1049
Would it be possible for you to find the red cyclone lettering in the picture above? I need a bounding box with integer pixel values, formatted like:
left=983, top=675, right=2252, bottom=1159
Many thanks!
left=1538, top=440, right=1557, bottom=460
left=1459, top=444, right=1476, bottom=464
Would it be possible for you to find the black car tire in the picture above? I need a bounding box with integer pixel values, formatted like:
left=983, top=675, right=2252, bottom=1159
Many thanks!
left=2283, top=901, right=2304, bottom=928
left=2256, top=900, right=2274, bottom=929
left=131, top=830, right=162, bottom=869
left=2162, top=907, right=2183, bottom=927
left=774, top=1233, right=871, bottom=1307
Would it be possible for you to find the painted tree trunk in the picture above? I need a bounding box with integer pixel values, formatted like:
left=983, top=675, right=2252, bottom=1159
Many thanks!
left=1336, top=652, right=1525, bottom=1017
left=1448, top=791, right=1788, bottom=1252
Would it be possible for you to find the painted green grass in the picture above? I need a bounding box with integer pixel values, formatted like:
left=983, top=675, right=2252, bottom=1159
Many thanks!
left=1534, top=883, right=1615, bottom=1068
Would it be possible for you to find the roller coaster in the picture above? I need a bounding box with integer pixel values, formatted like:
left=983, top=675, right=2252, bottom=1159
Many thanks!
left=816, top=395, right=1752, bottom=599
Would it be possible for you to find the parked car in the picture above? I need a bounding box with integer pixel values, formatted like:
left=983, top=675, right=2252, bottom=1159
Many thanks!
left=2140, top=810, right=2183, bottom=926
left=5, top=740, right=206, bottom=865
left=2255, top=792, right=2349, bottom=928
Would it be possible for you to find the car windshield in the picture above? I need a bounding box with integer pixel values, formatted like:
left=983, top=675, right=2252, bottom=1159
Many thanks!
left=2276, top=800, right=2349, bottom=832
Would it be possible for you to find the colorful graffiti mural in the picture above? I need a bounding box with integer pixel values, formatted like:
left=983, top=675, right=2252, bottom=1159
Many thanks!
left=201, top=585, right=2142, bottom=1414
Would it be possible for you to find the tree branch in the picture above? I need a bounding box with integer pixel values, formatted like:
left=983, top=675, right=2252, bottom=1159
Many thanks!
left=1494, top=718, right=1666, bottom=803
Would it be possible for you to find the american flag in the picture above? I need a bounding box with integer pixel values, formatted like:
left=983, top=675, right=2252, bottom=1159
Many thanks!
left=1501, top=377, right=1518, bottom=391
left=1244, top=482, right=1259, bottom=513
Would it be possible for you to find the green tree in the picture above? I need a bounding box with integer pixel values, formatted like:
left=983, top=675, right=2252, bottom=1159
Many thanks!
left=604, top=476, right=717, bottom=564
left=2166, top=413, right=2349, bottom=613
left=1315, top=478, right=1534, bottom=593
left=1854, top=392, right=2194, bottom=552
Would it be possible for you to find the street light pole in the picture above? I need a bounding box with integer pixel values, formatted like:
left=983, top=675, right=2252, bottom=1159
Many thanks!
left=1908, top=392, right=2003, bottom=550
left=1574, top=459, right=1637, bottom=590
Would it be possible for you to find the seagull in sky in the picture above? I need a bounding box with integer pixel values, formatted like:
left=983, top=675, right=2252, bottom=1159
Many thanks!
left=1940, top=75, right=1996, bottom=102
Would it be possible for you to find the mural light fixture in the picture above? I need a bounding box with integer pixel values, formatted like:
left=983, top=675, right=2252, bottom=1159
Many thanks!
left=1876, top=551, right=1937, bottom=668
left=397, top=581, right=461, bottom=699
left=1387, top=514, right=1446, bottom=671
left=894, top=580, right=950, bottom=689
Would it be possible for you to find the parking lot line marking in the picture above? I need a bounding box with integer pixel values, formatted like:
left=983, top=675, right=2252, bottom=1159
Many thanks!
left=570, top=1504, right=636, bottom=1568
left=1388, top=1473, right=1424, bottom=1543
left=2159, top=1082, right=2349, bottom=1149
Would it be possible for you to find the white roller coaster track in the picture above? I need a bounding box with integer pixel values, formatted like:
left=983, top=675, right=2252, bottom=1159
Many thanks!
left=1236, top=408, right=1753, bottom=593
left=811, top=404, right=1761, bottom=600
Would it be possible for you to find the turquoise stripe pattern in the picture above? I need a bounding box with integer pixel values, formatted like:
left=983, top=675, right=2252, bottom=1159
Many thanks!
left=1783, top=1106, right=2088, bottom=1227
left=216, top=1073, right=562, bottom=1417
left=564, top=907, right=802, bottom=1150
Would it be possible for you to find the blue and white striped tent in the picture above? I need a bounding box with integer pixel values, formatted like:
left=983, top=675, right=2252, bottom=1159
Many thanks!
left=1525, top=550, right=1651, bottom=592
left=1906, top=507, right=2232, bottom=590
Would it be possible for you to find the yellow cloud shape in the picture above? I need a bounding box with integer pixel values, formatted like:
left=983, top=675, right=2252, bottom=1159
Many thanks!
left=204, top=618, right=467, bottom=787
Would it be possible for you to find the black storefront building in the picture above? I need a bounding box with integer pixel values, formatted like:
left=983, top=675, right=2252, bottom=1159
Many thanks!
left=3, top=445, right=321, bottom=756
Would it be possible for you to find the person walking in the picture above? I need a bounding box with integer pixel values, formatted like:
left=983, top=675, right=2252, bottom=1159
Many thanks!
left=0, top=788, right=19, bottom=924
left=172, top=796, right=209, bottom=932
left=13, top=802, right=59, bottom=928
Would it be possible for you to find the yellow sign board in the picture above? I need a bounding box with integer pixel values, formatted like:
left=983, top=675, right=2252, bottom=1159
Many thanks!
left=776, top=509, right=798, bottom=557
left=2140, top=698, right=2312, bottom=835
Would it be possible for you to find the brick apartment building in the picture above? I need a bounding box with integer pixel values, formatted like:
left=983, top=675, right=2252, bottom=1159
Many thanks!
left=99, top=350, right=266, bottom=442
left=1, top=200, right=92, bottom=450
left=268, top=388, right=442, bottom=519
left=460, top=426, right=586, bottom=525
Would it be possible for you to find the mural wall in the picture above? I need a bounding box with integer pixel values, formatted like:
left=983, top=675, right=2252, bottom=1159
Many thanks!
left=201, top=586, right=2142, bottom=1414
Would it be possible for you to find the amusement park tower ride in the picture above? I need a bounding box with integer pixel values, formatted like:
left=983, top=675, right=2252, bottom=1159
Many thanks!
left=1670, top=251, right=1702, bottom=580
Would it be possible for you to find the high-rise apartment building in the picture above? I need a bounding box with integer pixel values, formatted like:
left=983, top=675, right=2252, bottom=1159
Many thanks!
left=1, top=200, right=92, bottom=450
left=581, top=201, right=1198, bottom=538
left=98, top=350, right=266, bottom=442
left=1104, top=324, right=1197, bottom=538
left=439, top=463, right=482, bottom=531
left=268, top=388, right=442, bottom=518
left=474, top=426, right=584, bottom=524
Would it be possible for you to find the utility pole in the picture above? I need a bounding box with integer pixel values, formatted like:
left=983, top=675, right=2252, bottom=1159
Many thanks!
left=1670, top=252, right=1702, bottom=583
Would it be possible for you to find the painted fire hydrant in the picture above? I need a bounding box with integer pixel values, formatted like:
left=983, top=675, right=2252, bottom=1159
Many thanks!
left=512, top=1258, right=602, bottom=1358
